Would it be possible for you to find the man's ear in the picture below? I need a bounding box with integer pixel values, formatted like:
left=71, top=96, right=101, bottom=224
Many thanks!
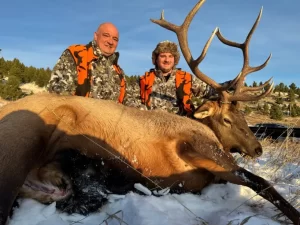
left=193, top=101, right=215, bottom=119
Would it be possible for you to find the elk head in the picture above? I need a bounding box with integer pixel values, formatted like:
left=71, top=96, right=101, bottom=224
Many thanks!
left=151, top=0, right=273, bottom=158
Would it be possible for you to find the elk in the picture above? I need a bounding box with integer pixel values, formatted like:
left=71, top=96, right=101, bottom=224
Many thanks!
left=0, top=2, right=299, bottom=225
left=159, top=0, right=274, bottom=158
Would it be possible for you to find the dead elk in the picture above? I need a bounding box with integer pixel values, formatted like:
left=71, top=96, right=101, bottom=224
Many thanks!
left=0, top=3, right=299, bottom=225
left=0, top=93, right=298, bottom=224
left=150, top=0, right=299, bottom=223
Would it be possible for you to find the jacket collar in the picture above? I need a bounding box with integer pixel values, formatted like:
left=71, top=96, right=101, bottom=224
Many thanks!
left=91, top=40, right=120, bottom=64
left=154, top=69, right=177, bottom=80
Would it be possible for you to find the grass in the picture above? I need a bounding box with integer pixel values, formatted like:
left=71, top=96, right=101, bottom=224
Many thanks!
left=235, top=136, right=300, bottom=224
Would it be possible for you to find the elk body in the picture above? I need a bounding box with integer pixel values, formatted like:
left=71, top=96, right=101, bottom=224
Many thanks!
left=0, top=93, right=299, bottom=224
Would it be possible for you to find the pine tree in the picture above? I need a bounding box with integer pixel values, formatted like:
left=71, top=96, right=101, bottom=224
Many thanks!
left=262, top=103, right=269, bottom=115
left=269, top=104, right=283, bottom=120
left=275, top=97, right=283, bottom=105
left=278, top=82, right=285, bottom=92
left=288, top=89, right=295, bottom=102
left=289, top=83, right=297, bottom=91
left=0, top=76, right=24, bottom=100
left=290, top=104, right=298, bottom=117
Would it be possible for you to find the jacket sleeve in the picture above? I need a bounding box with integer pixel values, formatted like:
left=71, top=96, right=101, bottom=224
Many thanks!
left=191, top=76, right=212, bottom=98
left=182, top=73, right=194, bottom=115
left=122, top=76, right=143, bottom=108
left=139, top=74, right=146, bottom=104
left=47, top=49, right=77, bottom=95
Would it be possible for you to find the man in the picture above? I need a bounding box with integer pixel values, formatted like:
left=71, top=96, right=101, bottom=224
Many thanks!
left=137, top=40, right=209, bottom=116
left=48, top=22, right=126, bottom=103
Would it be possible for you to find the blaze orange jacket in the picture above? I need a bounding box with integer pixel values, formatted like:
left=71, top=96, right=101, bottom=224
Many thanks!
left=68, top=43, right=126, bottom=103
left=140, top=69, right=194, bottom=115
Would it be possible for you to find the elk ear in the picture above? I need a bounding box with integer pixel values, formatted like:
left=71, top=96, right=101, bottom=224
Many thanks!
left=231, top=101, right=241, bottom=109
left=193, top=102, right=215, bottom=119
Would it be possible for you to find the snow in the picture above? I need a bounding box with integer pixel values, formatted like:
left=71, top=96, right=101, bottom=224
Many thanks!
left=134, top=183, right=152, bottom=196
left=7, top=151, right=299, bottom=225
left=19, top=83, right=47, bottom=94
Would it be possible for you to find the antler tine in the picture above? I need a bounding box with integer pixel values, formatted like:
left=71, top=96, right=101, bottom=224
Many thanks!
left=230, top=79, right=274, bottom=102
left=150, top=0, right=222, bottom=91
left=242, top=77, right=273, bottom=92
left=216, top=8, right=265, bottom=77
left=160, top=10, right=164, bottom=20
left=196, top=27, right=218, bottom=67
left=216, top=7, right=273, bottom=102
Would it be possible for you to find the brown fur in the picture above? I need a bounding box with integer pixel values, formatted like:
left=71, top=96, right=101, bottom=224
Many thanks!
left=0, top=93, right=299, bottom=224
left=194, top=101, right=262, bottom=157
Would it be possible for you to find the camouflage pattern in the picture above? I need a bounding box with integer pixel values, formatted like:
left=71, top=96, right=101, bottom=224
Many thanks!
left=123, top=77, right=141, bottom=108
left=124, top=69, right=210, bottom=114
left=48, top=40, right=125, bottom=103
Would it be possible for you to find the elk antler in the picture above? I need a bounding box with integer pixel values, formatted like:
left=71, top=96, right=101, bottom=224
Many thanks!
left=216, top=7, right=273, bottom=102
left=150, top=0, right=274, bottom=103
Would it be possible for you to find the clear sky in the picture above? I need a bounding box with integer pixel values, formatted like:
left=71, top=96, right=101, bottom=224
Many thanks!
left=1, top=0, right=299, bottom=86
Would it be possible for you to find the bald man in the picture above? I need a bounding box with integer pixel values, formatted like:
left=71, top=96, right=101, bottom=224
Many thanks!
left=48, top=22, right=126, bottom=103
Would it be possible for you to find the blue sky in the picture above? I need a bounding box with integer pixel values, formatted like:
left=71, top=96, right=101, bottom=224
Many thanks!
left=1, top=0, right=300, bottom=86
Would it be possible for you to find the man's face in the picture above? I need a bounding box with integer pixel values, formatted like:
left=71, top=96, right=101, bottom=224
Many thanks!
left=94, top=23, right=119, bottom=57
left=156, top=52, right=175, bottom=73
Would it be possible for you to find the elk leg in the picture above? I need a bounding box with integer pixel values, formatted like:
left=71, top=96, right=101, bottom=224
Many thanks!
left=227, top=168, right=300, bottom=225
left=179, top=148, right=300, bottom=225
left=0, top=110, right=50, bottom=225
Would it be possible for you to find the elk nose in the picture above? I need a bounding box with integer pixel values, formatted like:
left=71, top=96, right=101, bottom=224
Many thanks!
left=255, top=147, right=263, bottom=157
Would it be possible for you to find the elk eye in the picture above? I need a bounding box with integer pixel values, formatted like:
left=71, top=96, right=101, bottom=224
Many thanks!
left=223, top=118, right=232, bottom=126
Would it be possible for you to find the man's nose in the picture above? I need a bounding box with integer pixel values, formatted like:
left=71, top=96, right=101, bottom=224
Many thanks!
left=107, top=38, right=113, bottom=44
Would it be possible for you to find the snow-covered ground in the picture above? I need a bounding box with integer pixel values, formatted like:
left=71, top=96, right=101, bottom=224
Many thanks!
left=19, top=83, right=47, bottom=95
left=7, top=146, right=299, bottom=225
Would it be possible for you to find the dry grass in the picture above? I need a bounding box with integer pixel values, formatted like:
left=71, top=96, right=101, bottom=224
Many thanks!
left=260, top=138, right=300, bottom=165
left=259, top=138, right=300, bottom=188
left=232, top=137, right=300, bottom=224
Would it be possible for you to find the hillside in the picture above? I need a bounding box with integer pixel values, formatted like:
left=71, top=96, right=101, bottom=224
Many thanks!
left=2, top=80, right=300, bottom=127
left=242, top=91, right=300, bottom=127
left=245, top=111, right=300, bottom=127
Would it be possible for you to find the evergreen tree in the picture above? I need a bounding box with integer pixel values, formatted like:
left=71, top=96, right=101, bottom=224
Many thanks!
left=289, top=83, right=297, bottom=91
left=0, top=75, right=24, bottom=100
left=0, top=57, right=5, bottom=78
left=23, top=66, right=37, bottom=83
left=34, top=68, right=51, bottom=87
left=288, top=89, right=295, bottom=102
left=290, top=104, right=297, bottom=117
left=9, top=64, right=23, bottom=80
left=269, top=104, right=283, bottom=120
left=278, top=82, right=285, bottom=92
left=265, top=83, right=271, bottom=92
left=275, top=97, right=283, bottom=105
left=262, top=103, right=269, bottom=115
